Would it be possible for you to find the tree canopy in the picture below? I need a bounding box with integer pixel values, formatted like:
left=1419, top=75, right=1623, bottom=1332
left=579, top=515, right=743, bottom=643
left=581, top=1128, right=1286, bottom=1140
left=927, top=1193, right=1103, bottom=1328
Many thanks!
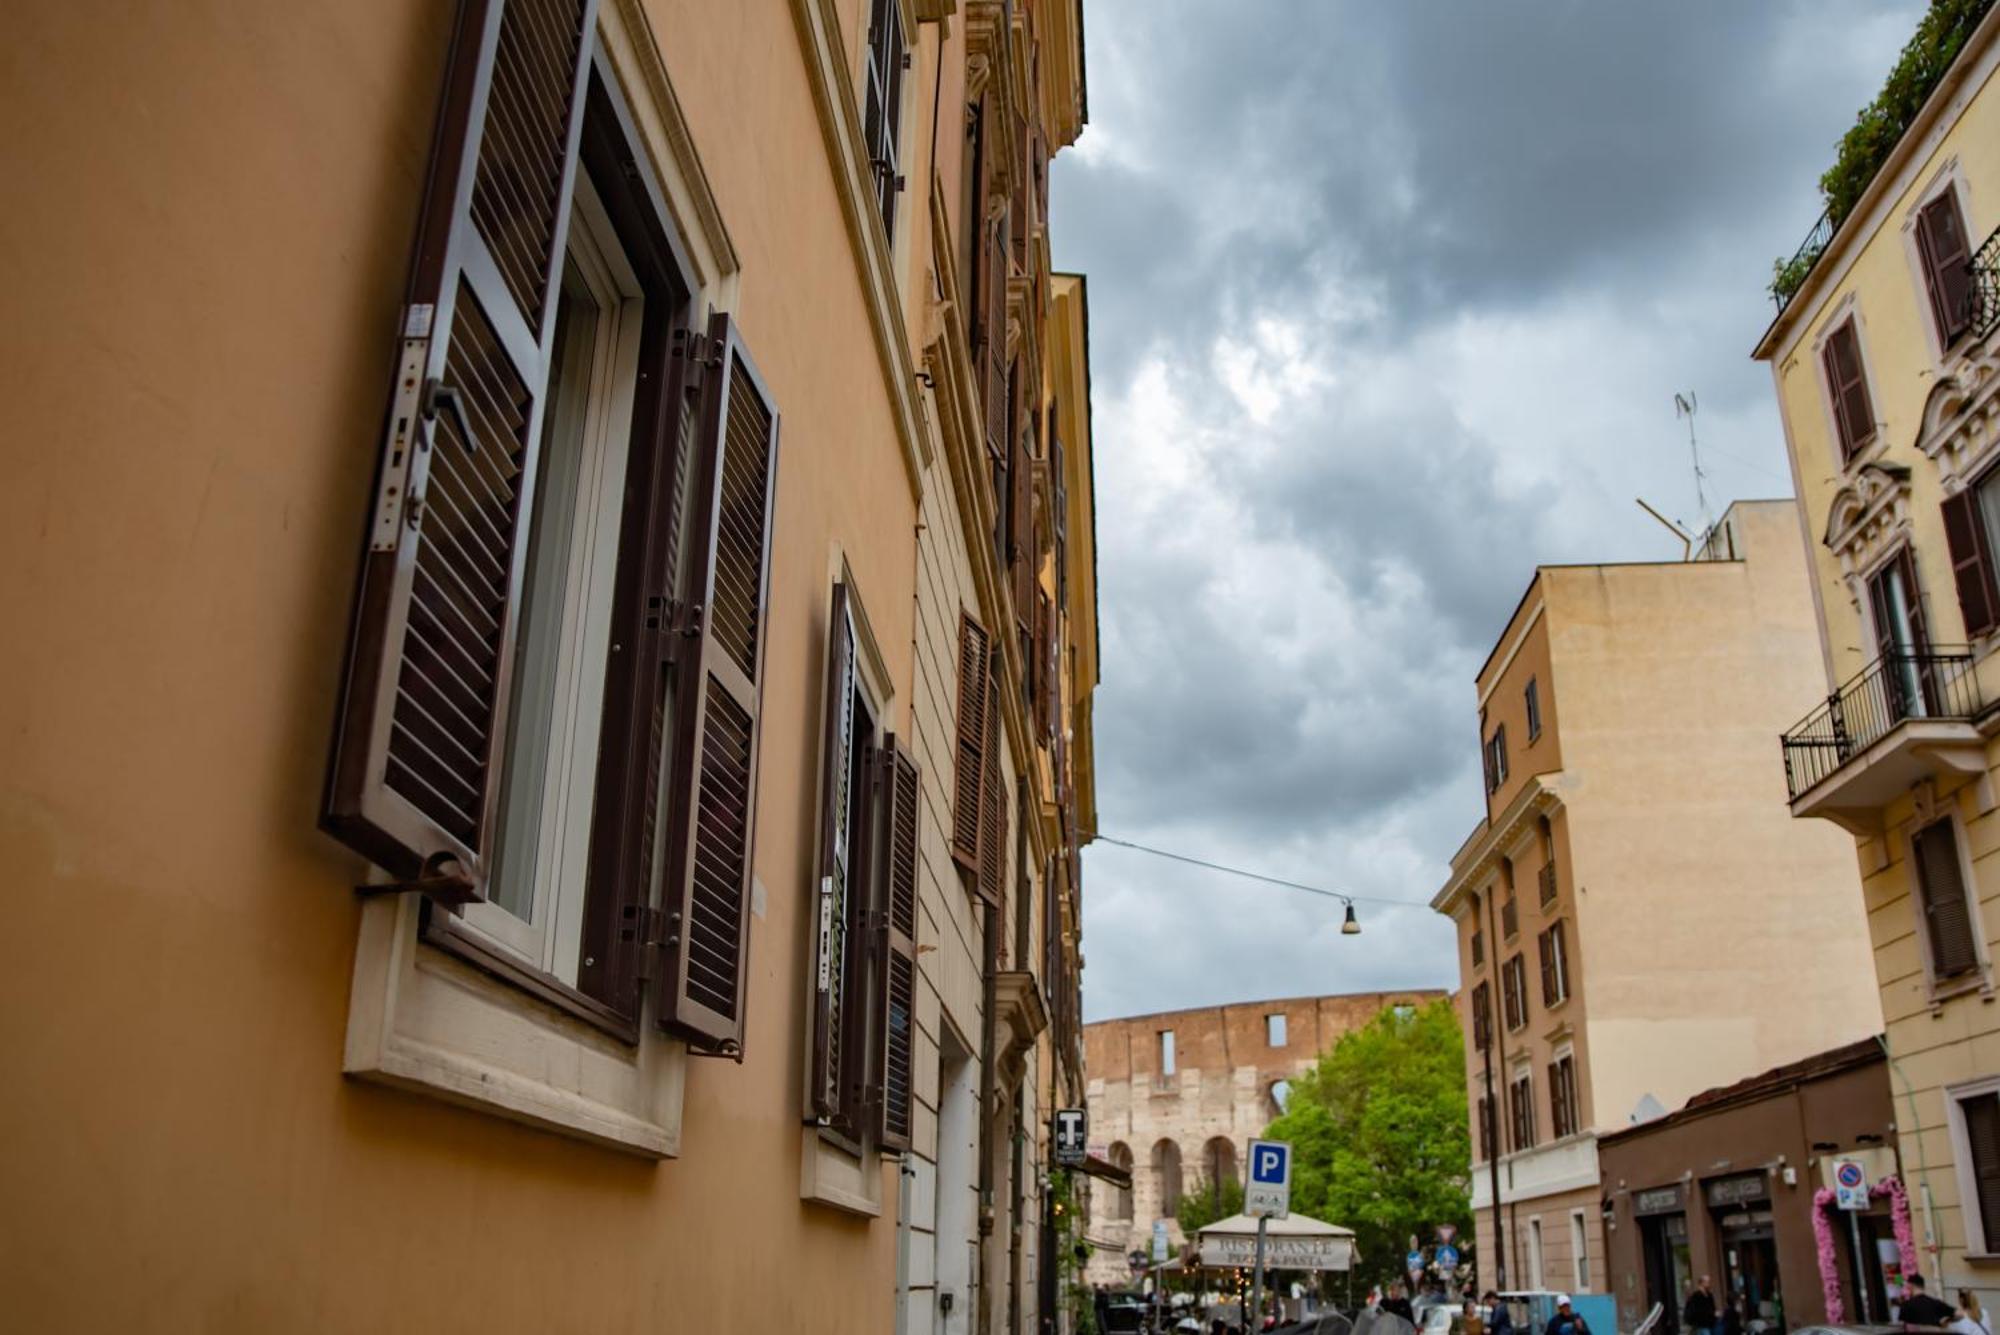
left=1261, top=999, right=1473, bottom=1289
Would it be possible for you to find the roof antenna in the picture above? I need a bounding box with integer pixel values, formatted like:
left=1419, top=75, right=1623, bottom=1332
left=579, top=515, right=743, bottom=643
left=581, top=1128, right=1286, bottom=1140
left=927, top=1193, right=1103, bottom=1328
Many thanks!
left=1675, top=391, right=1713, bottom=543
left=1636, top=497, right=1693, bottom=561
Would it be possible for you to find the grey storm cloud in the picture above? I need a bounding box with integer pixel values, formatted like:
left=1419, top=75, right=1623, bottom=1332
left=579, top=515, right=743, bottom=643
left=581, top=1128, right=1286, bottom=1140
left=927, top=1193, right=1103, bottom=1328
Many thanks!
left=1054, top=0, right=1921, bottom=1021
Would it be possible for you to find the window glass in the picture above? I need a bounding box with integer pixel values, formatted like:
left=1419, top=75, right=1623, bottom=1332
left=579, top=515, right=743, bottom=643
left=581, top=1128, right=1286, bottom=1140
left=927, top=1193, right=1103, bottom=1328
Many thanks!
left=1159, top=1029, right=1176, bottom=1075
left=1266, top=1013, right=1287, bottom=1047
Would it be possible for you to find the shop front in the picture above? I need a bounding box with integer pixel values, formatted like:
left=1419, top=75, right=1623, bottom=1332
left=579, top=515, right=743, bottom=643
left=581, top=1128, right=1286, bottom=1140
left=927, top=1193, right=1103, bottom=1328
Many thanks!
left=1598, top=1039, right=1895, bottom=1335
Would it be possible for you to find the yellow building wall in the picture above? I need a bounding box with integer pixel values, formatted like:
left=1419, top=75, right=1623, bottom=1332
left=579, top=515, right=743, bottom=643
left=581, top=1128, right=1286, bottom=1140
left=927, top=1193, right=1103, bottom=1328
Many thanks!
left=0, top=1, right=949, bottom=1329
left=1761, top=22, right=2000, bottom=1293
left=1542, top=503, right=1882, bottom=1130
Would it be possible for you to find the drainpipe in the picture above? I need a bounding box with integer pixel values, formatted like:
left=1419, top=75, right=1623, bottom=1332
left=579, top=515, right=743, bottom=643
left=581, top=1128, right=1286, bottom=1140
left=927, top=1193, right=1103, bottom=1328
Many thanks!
left=1486, top=883, right=1512, bottom=1290
left=1877, top=1033, right=1944, bottom=1285
left=980, top=897, right=1000, bottom=1335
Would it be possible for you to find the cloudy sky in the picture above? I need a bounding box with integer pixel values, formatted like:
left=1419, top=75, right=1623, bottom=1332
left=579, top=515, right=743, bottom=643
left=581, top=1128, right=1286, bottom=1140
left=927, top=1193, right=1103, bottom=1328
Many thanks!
left=1052, top=1, right=1923, bottom=1022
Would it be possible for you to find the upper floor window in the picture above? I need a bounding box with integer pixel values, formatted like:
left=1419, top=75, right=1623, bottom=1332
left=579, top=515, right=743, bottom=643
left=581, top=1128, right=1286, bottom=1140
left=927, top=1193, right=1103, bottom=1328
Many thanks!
left=1942, top=466, right=2000, bottom=640
left=1525, top=677, right=1542, bottom=742
left=1483, top=725, right=1509, bottom=795
left=1471, top=981, right=1493, bottom=1049
left=1509, top=1069, right=1537, bottom=1152
left=1502, top=954, right=1528, bottom=1032
left=1549, top=1052, right=1580, bottom=1139
left=1868, top=547, right=1937, bottom=720
left=1266, top=1013, right=1288, bottom=1047
left=1158, top=1028, right=1177, bottom=1076
left=862, top=0, right=908, bottom=243
left=1538, top=920, right=1570, bottom=1007
left=1476, top=1090, right=1497, bottom=1162
left=1821, top=319, right=1876, bottom=462
left=1912, top=816, right=1983, bottom=989
left=1916, top=184, right=1975, bottom=350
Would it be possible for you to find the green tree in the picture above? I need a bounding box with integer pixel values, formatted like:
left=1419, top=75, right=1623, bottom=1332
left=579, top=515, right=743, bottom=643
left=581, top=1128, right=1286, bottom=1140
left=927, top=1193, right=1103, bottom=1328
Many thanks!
left=1262, top=999, right=1473, bottom=1290
left=1177, top=1175, right=1245, bottom=1237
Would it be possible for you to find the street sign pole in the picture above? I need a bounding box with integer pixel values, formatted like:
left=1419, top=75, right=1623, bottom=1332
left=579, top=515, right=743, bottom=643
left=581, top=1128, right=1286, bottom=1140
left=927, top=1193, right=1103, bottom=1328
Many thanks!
left=1848, top=1210, right=1872, bottom=1324
left=1249, top=1213, right=1270, bottom=1335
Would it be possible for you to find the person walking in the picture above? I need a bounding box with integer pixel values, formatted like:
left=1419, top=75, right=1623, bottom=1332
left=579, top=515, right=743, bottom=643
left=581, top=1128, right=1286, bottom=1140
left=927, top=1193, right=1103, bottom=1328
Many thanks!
left=1381, top=1283, right=1416, bottom=1325
left=1684, top=1277, right=1718, bottom=1335
left=1547, top=1295, right=1591, bottom=1335
left=1483, top=1291, right=1514, bottom=1335
left=1899, top=1275, right=1956, bottom=1330
left=1952, top=1291, right=1992, bottom=1335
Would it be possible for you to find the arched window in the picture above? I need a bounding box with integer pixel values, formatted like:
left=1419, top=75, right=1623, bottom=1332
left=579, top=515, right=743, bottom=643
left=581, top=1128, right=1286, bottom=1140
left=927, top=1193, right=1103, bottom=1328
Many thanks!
left=1152, top=1138, right=1182, bottom=1217
left=1108, top=1141, right=1134, bottom=1221
left=1269, top=1079, right=1293, bottom=1115
left=1202, top=1136, right=1237, bottom=1191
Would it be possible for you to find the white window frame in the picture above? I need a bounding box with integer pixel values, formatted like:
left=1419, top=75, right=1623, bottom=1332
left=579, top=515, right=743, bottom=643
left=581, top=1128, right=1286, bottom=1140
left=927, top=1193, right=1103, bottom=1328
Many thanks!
left=1899, top=156, right=1980, bottom=367
left=1267, top=1013, right=1288, bottom=1048
left=1547, top=919, right=1571, bottom=1006
left=1525, top=676, right=1541, bottom=742
left=343, top=2, right=739, bottom=1159
left=1810, top=293, right=1886, bottom=474
left=1943, top=1074, right=2000, bottom=1258
left=1571, top=1208, right=1590, bottom=1291
left=465, top=172, right=645, bottom=984
left=1527, top=1215, right=1545, bottom=1290
left=1900, top=802, right=1994, bottom=1006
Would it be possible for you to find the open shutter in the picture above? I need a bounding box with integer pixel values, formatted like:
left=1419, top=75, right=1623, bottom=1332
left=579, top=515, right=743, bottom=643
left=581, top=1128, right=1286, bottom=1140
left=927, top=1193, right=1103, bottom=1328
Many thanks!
left=1538, top=930, right=1556, bottom=1006
left=983, top=209, right=1012, bottom=460
left=1918, top=189, right=1975, bottom=346
left=323, top=0, right=598, bottom=900
left=978, top=666, right=1006, bottom=906
left=656, top=312, right=780, bottom=1054
left=1964, top=1094, right=2000, bottom=1247
left=808, top=585, right=858, bottom=1118
left=874, top=740, right=921, bottom=1151
left=1914, top=818, right=1980, bottom=980
left=1945, top=487, right=2000, bottom=638
left=952, top=614, right=992, bottom=871
left=1010, top=381, right=1036, bottom=621
left=1822, top=324, right=1875, bottom=459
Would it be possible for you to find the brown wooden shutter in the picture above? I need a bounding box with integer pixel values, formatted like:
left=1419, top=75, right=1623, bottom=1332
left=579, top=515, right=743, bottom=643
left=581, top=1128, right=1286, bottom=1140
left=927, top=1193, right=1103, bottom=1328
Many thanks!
left=323, top=0, right=598, bottom=900
left=875, top=740, right=921, bottom=1151
left=952, top=613, right=991, bottom=871
left=983, top=210, right=1011, bottom=460
left=1918, top=188, right=1975, bottom=346
left=978, top=667, right=1006, bottom=906
left=1963, top=1093, right=2000, bottom=1246
left=1538, top=929, right=1556, bottom=1006
left=1472, top=983, right=1491, bottom=1048
left=1038, top=589, right=1058, bottom=744
left=1551, top=921, right=1567, bottom=1001
left=1914, top=818, right=1980, bottom=980
left=655, top=312, right=780, bottom=1054
left=808, top=584, right=859, bottom=1119
left=1945, top=487, right=2000, bottom=638
left=1822, top=323, right=1875, bottom=460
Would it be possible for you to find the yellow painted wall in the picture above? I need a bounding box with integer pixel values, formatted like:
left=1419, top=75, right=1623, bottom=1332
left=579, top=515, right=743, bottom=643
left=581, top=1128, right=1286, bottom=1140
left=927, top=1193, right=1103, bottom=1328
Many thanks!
left=0, top=0, right=949, bottom=1329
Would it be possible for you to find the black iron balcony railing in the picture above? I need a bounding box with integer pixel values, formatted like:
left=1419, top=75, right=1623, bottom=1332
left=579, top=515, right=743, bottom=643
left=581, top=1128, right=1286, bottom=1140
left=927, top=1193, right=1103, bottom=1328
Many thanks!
left=1780, top=648, right=1981, bottom=801
left=1771, top=209, right=1834, bottom=312
left=1974, top=224, right=2000, bottom=343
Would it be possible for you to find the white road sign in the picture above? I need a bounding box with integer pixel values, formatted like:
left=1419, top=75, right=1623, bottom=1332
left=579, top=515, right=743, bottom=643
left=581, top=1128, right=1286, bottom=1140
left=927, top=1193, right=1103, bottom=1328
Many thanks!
left=1152, top=1219, right=1171, bottom=1263
left=1246, top=1138, right=1292, bottom=1220
left=1834, top=1158, right=1869, bottom=1211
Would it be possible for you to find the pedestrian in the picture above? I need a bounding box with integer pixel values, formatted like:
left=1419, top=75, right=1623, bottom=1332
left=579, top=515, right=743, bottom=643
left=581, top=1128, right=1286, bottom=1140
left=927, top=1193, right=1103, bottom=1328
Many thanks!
left=1720, top=1298, right=1743, bottom=1335
left=1381, top=1283, right=1416, bottom=1325
left=1900, top=1275, right=1957, bottom=1330
left=1684, top=1276, right=1718, bottom=1335
left=1547, top=1295, right=1591, bottom=1335
left=1484, top=1291, right=1515, bottom=1335
left=1953, top=1291, right=1992, bottom=1335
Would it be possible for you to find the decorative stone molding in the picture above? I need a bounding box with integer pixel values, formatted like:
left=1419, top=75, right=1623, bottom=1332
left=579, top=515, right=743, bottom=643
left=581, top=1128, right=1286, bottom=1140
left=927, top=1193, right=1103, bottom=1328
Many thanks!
left=1916, top=336, right=2000, bottom=490
left=1822, top=461, right=1913, bottom=611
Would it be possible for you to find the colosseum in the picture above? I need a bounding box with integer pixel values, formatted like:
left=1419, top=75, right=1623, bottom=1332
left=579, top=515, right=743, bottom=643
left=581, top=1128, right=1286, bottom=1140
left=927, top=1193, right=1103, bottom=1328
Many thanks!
left=1081, top=989, right=1445, bottom=1288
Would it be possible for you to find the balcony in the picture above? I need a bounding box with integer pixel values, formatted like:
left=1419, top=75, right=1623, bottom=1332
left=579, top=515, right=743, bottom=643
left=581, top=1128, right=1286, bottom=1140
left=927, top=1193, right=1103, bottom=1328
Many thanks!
left=1781, top=648, right=1987, bottom=833
left=1537, top=862, right=1557, bottom=907
left=1500, top=896, right=1518, bottom=940
left=1974, top=224, right=2000, bottom=343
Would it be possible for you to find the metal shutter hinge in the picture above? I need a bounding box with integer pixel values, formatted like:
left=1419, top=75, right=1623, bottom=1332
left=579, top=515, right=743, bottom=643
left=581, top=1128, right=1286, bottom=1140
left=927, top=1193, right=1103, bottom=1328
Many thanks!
left=624, top=904, right=681, bottom=983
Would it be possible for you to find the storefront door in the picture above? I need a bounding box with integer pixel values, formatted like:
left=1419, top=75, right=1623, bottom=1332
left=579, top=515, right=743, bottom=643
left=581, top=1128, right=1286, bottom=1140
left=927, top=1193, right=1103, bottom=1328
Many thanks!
left=1707, top=1175, right=1783, bottom=1334
left=1634, top=1185, right=1691, bottom=1329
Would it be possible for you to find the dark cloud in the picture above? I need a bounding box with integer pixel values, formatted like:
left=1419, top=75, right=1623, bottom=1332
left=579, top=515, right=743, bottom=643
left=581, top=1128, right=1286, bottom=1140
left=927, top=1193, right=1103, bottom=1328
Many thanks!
left=1056, top=0, right=1921, bottom=1021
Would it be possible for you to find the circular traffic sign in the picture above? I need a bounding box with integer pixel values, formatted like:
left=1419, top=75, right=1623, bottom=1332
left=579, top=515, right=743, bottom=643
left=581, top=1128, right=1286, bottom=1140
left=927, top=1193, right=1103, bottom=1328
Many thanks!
left=1836, top=1161, right=1865, bottom=1189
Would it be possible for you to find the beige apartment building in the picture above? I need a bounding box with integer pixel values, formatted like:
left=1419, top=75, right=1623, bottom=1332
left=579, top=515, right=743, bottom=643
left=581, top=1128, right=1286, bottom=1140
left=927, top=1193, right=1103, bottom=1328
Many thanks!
left=1079, top=991, right=1443, bottom=1287
left=1432, top=500, right=1880, bottom=1297
left=0, top=2, right=1094, bottom=1333
left=1754, top=4, right=2000, bottom=1298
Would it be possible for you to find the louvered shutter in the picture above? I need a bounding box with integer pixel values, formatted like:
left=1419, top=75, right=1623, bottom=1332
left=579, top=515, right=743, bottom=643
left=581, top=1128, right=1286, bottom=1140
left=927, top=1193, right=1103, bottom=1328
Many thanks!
left=874, top=740, right=921, bottom=1151
left=952, top=614, right=991, bottom=871
left=1010, top=383, right=1036, bottom=622
left=1918, top=189, right=1975, bottom=346
left=983, top=210, right=1011, bottom=460
left=656, top=312, right=780, bottom=1053
left=1472, top=983, right=1491, bottom=1048
left=323, top=0, right=599, bottom=899
left=1538, top=930, right=1556, bottom=1006
left=1551, top=921, right=1567, bottom=1000
left=1963, top=1094, right=2000, bottom=1248
left=1038, top=589, right=1058, bottom=744
left=1943, top=487, right=2000, bottom=638
left=1914, top=818, right=1980, bottom=981
left=1823, top=324, right=1875, bottom=459
left=808, top=585, right=859, bottom=1120
left=978, top=667, right=1006, bottom=905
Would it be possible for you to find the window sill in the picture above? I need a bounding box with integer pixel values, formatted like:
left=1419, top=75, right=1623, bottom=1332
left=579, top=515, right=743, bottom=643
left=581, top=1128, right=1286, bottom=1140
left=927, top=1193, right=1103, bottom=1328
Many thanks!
left=1927, top=973, right=1995, bottom=1013
left=801, top=1125, right=885, bottom=1216
left=344, top=893, right=687, bottom=1158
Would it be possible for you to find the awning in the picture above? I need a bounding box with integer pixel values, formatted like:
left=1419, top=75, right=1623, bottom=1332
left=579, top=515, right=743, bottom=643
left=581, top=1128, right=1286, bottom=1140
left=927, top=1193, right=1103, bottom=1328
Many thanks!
left=1194, top=1212, right=1358, bottom=1272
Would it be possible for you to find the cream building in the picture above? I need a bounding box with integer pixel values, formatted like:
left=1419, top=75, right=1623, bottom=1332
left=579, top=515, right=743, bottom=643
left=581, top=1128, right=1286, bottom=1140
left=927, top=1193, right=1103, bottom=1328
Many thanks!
left=1079, top=991, right=1442, bottom=1288
left=1432, top=500, right=1881, bottom=1296
left=1754, top=3, right=2000, bottom=1298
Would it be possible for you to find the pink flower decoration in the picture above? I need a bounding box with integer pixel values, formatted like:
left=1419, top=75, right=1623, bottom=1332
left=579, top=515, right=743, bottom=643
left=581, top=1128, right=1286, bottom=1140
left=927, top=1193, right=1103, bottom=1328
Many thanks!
left=1812, top=1174, right=1918, bottom=1325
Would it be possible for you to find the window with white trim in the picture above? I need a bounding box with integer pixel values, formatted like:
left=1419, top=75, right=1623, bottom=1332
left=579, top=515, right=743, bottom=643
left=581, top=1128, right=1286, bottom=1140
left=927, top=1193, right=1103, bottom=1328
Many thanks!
left=1571, top=1209, right=1590, bottom=1291
left=1948, top=1080, right=2000, bottom=1256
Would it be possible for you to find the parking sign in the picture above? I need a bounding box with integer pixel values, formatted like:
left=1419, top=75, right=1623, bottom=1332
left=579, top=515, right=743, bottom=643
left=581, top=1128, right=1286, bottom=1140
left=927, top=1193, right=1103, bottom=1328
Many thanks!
left=1246, top=1138, right=1292, bottom=1219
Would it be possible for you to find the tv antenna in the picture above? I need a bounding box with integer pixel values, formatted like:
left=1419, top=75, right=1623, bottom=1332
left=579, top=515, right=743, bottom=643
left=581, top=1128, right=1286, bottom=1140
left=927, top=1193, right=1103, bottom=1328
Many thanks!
left=1674, top=391, right=1713, bottom=539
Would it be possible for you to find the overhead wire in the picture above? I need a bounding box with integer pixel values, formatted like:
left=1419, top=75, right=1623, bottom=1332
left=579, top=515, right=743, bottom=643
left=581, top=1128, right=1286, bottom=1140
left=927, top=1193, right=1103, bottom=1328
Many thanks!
left=1085, top=832, right=1435, bottom=911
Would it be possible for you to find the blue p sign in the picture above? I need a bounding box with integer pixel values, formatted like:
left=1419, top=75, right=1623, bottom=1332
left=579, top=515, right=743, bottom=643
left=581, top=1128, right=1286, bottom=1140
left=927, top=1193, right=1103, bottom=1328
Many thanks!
left=1252, top=1141, right=1288, bottom=1184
